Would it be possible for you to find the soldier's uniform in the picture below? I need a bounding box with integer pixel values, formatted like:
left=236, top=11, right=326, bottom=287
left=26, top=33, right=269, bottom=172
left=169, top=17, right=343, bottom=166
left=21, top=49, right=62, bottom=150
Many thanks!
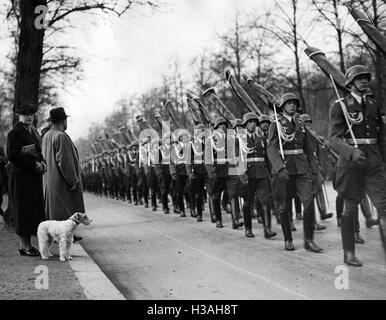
left=239, top=113, right=276, bottom=239
left=299, top=113, right=332, bottom=231
left=170, top=130, right=189, bottom=217
left=137, top=140, right=149, bottom=207
left=225, top=119, right=244, bottom=229
left=186, top=124, right=207, bottom=222
left=110, top=151, right=121, bottom=200
left=147, top=139, right=159, bottom=211
left=205, top=117, right=228, bottom=228
left=155, top=135, right=172, bottom=214
left=268, top=93, right=322, bottom=252
left=328, top=65, right=386, bottom=266
left=128, top=141, right=140, bottom=205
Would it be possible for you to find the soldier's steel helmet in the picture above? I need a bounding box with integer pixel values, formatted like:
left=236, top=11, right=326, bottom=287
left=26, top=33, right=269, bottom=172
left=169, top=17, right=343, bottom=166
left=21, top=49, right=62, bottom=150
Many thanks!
left=242, top=112, right=259, bottom=126
left=259, top=114, right=270, bottom=124
left=213, top=117, right=227, bottom=129
left=232, top=119, right=243, bottom=129
left=131, top=140, right=139, bottom=147
left=299, top=113, right=312, bottom=123
left=194, top=124, right=206, bottom=131
left=279, top=93, right=299, bottom=109
left=345, top=65, right=371, bottom=87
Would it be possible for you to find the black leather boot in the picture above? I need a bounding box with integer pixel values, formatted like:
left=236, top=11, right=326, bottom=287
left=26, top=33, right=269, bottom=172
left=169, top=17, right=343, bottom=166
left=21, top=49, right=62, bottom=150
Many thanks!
left=354, top=232, right=365, bottom=244
left=379, top=214, right=386, bottom=255
left=216, top=220, right=223, bottom=228
left=343, top=250, right=362, bottom=267
left=190, top=198, right=197, bottom=217
left=263, top=205, right=276, bottom=239
left=315, top=223, right=327, bottom=231
left=284, top=240, right=295, bottom=251
left=231, top=198, right=243, bottom=229
left=304, top=240, right=323, bottom=253
left=245, top=228, right=254, bottom=238
left=208, top=196, right=216, bottom=223
left=366, top=218, right=379, bottom=229
left=320, top=212, right=333, bottom=220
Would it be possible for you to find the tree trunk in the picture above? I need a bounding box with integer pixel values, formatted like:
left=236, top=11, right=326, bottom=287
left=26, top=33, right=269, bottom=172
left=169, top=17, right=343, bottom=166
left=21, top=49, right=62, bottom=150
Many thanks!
left=292, top=0, right=306, bottom=113
left=372, top=0, right=385, bottom=112
left=235, top=17, right=241, bottom=83
left=333, top=0, right=345, bottom=73
left=13, top=0, right=46, bottom=126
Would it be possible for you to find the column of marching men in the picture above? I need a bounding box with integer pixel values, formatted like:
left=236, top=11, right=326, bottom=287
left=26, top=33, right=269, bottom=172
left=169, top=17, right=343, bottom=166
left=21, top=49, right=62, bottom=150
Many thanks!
left=80, top=65, right=386, bottom=267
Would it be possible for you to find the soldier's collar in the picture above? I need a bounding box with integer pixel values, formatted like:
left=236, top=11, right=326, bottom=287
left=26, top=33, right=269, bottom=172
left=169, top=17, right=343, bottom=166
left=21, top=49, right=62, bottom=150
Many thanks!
left=351, top=92, right=365, bottom=104
left=282, top=113, right=293, bottom=122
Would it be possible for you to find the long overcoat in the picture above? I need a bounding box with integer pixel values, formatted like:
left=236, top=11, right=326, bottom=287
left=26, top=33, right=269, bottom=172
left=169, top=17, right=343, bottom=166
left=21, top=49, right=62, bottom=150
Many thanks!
left=6, top=122, right=45, bottom=236
left=42, top=128, right=85, bottom=220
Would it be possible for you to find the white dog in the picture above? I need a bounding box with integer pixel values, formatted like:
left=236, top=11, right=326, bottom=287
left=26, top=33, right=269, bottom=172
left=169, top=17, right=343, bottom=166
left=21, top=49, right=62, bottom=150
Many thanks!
left=37, top=213, right=93, bottom=262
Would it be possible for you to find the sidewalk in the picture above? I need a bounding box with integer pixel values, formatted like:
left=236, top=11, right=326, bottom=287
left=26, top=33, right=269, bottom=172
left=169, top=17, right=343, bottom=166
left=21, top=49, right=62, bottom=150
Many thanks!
left=0, top=220, right=87, bottom=300
left=0, top=198, right=125, bottom=300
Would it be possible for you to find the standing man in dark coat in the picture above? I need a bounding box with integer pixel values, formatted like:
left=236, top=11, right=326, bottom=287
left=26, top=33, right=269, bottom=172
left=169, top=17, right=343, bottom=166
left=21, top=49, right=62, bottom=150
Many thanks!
left=7, top=104, right=46, bottom=256
left=328, top=65, right=386, bottom=266
left=42, top=107, right=85, bottom=241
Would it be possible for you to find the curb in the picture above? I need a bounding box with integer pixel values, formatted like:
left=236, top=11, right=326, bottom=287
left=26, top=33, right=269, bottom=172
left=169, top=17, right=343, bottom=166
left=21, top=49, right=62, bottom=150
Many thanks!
left=68, top=242, right=125, bottom=300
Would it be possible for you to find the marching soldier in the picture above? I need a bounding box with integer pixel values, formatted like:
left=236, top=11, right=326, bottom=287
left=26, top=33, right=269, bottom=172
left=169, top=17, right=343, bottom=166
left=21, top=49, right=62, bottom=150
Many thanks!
left=129, top=141, right=140, bottom=205
left=170, top=130, right=189, bottom=217
left=257, top=114, right=281, bottom=225
left=137, top=138, right=149, bottom=208
left=328, top=65, right=386, bottom=266
left=225, top=119, right=244, bottom=229
left=205, top=117, right=229, bottom=228
left=299, top=113, right=332, bottom=231
left=147, top=138, right=159, bottom=211
left=239, top=112, right=276, bottom=239
left=186, top=124, right=207, bottom=222
left=155, top=135, right=172, bottom=214
left=268, top=93, right=322, bottom=252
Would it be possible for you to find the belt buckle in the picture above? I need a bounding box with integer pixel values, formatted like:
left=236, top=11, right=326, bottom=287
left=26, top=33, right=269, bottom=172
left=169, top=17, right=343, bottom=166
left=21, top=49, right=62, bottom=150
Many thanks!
left=364, top=138, right=370, bottom=144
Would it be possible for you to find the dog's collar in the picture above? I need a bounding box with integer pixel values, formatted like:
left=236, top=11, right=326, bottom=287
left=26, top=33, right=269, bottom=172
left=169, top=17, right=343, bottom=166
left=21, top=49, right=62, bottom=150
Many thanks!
left=70, top=217, right=80, bottom=225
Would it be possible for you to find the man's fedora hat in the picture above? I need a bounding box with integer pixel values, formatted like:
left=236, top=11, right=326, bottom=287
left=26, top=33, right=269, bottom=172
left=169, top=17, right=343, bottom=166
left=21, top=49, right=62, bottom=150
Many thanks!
left=48, top=107, right=70, bottom=123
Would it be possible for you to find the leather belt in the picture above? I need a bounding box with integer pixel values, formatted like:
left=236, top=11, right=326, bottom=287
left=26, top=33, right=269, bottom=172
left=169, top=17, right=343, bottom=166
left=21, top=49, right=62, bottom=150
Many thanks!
left=283, top=149, right=304, bottom=155
left=247, top=157, right=265, bottom=162
left=193, top=160, right=204, bottom=164
left=344, top=138, right=377, bottom=145
left=216, top=159, right=227, bottom=164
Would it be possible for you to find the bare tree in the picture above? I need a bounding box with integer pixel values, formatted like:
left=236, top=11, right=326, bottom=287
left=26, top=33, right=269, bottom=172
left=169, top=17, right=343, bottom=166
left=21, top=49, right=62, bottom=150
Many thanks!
left=249, top=0, right=307, bottom=112
left=8, top=0, right=163, bottom=125
left=311, top=0, right=347, bottom=72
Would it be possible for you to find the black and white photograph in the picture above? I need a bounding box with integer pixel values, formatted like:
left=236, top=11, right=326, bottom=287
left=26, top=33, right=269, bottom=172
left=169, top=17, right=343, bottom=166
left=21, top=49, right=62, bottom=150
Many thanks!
left=1, top=0, right=386, bottom=308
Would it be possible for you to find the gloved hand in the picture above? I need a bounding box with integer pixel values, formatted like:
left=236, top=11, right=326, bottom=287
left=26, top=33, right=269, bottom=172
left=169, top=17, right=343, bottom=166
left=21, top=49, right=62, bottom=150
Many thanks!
left=351, top=149, right=367, bottom=164
left=277, top=167, right=289, bottom=181
left=35, top=161, right=45, bottom=174
left=239, top=173, right=248, bottom=185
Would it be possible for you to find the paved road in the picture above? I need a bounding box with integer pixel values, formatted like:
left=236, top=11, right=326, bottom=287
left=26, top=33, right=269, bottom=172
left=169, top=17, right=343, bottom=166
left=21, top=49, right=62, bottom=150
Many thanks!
left=79, top=182, right=386, bottom=300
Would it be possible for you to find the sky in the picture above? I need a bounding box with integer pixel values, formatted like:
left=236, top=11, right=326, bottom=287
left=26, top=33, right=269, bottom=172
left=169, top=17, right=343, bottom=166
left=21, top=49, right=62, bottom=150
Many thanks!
left=0, top=0, right=355, bottom=141
left=54, top=0, right=275, bottom=140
